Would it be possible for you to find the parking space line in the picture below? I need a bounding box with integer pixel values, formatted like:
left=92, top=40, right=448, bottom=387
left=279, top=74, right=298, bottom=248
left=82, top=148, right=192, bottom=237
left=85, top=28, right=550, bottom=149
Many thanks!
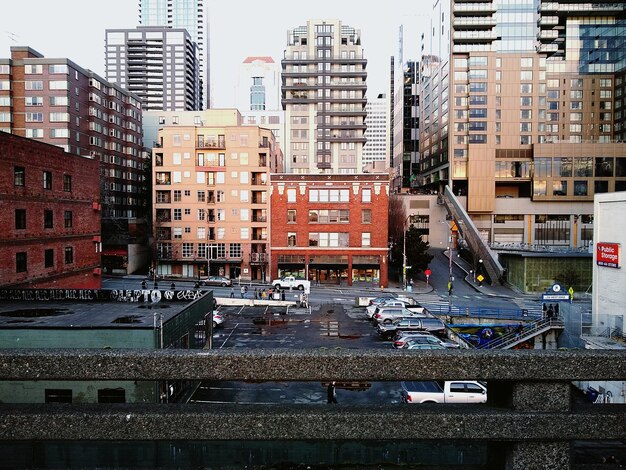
left=218, top=322, right=240, bottom=349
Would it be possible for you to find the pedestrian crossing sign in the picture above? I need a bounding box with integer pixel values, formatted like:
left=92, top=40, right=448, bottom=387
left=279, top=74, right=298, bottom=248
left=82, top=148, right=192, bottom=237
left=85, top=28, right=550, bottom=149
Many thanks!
left=476, top=274, right=485, bottom=282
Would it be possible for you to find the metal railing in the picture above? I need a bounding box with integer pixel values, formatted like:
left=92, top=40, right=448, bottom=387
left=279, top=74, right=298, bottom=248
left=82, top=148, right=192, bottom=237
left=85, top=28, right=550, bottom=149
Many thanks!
left=475, top=318, right=565, bottom=349
left=2, top=349, right=626, bottom=469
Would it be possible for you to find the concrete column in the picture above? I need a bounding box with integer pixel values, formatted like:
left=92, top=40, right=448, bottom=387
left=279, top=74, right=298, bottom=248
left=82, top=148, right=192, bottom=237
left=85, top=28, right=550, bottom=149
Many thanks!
left=506, top=442, right=569, bottom=470
left=506, top=381, right=571, bottom=469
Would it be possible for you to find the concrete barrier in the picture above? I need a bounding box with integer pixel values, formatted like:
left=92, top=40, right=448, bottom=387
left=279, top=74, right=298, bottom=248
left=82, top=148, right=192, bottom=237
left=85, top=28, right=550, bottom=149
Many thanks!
left=216, top=297, right=296, bottom=307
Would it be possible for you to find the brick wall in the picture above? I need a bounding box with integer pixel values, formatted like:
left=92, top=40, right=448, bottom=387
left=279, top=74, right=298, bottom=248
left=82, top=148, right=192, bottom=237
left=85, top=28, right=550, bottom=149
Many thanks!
left=0, top=132, right=101, bottom=288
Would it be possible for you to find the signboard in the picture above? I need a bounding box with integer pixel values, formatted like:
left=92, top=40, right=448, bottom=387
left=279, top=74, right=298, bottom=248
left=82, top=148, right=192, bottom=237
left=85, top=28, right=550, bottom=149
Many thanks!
left=596, top=242, right=621, bottom=268
left=542, top=293, right=571, bottom=301
left=476, top=274, right=485, bottom=283
left=424, top=269, right=432, bottom=277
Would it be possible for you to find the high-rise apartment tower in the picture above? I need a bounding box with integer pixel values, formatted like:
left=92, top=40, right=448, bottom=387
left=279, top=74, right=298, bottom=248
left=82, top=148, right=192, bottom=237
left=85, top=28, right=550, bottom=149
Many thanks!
left=139, top=0, right=210, bottom=108
left=281, top=19, right=367, bottom=174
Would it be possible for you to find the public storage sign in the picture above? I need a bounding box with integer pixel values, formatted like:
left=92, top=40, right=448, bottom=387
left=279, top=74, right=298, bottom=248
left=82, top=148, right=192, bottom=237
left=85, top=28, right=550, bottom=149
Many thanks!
left=596, top=242, right=621, bottom=268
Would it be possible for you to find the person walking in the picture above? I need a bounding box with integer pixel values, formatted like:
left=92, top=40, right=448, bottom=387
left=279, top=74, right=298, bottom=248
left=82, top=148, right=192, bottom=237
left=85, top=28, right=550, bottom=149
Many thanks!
left=327, top=381, right=338, bottom=404
left=230, top=287, right=235, bottom=298
left=240, top=285, right=246, bottom=299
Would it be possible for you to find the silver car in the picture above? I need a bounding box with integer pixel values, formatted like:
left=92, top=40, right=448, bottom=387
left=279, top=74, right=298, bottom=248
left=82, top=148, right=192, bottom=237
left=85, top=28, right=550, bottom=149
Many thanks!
left=402, top=335, right=459, bottom=349
left=373, top=306, right=426, bottom=324
left=366, top=299, right=421, bottom=319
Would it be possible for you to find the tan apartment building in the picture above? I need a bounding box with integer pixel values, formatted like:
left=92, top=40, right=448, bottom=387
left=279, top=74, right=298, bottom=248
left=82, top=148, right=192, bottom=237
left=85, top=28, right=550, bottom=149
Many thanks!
left=281, top=19, right=367, bottom=174
left=152, top=110, right=281, bottom=282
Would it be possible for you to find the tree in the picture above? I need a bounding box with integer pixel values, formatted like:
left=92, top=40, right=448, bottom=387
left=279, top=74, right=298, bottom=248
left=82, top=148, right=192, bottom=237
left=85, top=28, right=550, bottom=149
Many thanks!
left=388, top=194, right=407, bottom=242
left=404, top=225, right=433, bottom=278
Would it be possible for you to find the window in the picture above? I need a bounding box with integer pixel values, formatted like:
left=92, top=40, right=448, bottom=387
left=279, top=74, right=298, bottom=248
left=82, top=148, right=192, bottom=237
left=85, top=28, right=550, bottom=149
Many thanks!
left=64, top=247, right=74, bottom=264
left=25, top=96, right=43, bottom=106
left=287, top=210, right=296, bottom=223
left=98, top=388, right=125, bottom=404
left=44, top=249, right=54, bottom=268
left=64, top=211, right=73, bottom=228
left=287, top=188, right=296, bottom=202
left=553, top=180, right=567, bottom=196
left=25, top=80, right=43, bottom=90
left=574, top=181, right=588, bottom=196
left=361, top=232, right=371, bottom=247
left=15, top=209, right=26, bottom=230
left=45, top=389, right=72, bottom=403
left=362, top=209, right=371, bottom=224
left=173, top=190, right=181, bottom=202
left=287, top=232, right=296, bottom=246
left=362, top=189, right=371, bottom=203
left=16, top=252, right=27, bottom=273
left=230, top=243, right=242, bottom=258
left=26, top=112, right=43, bottom=122
left=14, top=167, right=25, bottom=186
left=63, top=175, right=72, bottom=192
left=44, top=210, right=53, bottom=229
left=173, top=209, right=182, bottom=220
left=43, top=171, right=52, bottom=189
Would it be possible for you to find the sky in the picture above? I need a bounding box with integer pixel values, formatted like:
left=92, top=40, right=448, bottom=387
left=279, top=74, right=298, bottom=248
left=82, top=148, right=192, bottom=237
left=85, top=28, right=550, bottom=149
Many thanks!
left=0, top=1, right=430, bottom=108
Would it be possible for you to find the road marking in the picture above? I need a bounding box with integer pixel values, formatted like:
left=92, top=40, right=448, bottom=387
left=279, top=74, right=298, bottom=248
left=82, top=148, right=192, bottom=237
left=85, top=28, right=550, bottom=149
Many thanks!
left=217, top=323, right=240, bottom=348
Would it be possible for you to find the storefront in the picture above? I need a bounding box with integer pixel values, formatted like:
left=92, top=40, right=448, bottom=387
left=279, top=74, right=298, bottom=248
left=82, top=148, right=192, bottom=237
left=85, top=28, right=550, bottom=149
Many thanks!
left=351, top=255, right=381, bottom=286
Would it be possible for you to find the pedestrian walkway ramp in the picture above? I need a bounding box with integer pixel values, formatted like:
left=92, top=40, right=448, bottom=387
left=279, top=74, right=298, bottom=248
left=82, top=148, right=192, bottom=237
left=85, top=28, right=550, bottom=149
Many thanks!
left=475, top=318, right=565, bottom=349
left=439, top=185, right=505, bottom=285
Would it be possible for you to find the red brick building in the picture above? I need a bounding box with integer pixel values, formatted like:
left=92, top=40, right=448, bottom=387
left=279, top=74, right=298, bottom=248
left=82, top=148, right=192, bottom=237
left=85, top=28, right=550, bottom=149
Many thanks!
left=0, top=131, right=101, bottom=288
left=270, top=174, right=389, bottom=287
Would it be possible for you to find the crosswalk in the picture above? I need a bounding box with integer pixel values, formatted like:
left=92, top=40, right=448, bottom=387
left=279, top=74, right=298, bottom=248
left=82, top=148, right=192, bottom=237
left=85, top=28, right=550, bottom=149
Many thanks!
left=410, top=293, right=543, bottom=319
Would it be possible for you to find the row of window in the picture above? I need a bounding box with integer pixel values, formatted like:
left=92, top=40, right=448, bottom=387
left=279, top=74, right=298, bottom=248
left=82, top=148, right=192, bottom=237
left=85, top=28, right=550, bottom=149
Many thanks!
left=15, top=209, right=73, bottom=230
left=285, top=188, right=373, bottom=203
left=14, top=167, right=72, bottom=191
left=15, top=247, right=74, bottom=273
left=286, top=209, right=372, bottom=224
left=286, top=232, right=372, bottom=247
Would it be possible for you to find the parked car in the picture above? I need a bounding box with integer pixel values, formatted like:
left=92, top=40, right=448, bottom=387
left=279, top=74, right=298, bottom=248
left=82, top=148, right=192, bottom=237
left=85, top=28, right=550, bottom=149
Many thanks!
left=404, top=343, right=446, bottom=350
left=367, top=296, right=395, bottom=307
left=373, top=306, right=426, bottom=324
left=400, top=380, right=487, bottom=404
left=392, top=331, right=438, bottom=348
left=200, top=276, right=232, bottom=287
left=212, top=311, right=224, bottom=328
left=271, top=276, right=310, bottom=292
left=394, top=333, right=459, bottom=349
left=366, top=299, right=423, bottom=319
left=403, top=336, right=459, bottom=349
left=377, top=317, right=447, bottom=340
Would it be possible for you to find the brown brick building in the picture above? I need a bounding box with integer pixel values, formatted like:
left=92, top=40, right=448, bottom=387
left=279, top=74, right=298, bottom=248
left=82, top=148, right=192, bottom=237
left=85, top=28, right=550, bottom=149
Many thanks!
left=0, top=131, right=101, bottom=288
left=270, top=174, right=389, bottom=287
left=0, top=46, right=146, bottom=274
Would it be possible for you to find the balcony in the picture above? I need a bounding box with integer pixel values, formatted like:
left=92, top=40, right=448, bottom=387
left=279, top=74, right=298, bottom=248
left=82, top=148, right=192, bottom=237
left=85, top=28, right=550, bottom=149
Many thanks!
left=1, top=349, right=624, bottom=468
left=197, top=136, right=225, bottom=149
left=250, top=252, right=268, bottom=263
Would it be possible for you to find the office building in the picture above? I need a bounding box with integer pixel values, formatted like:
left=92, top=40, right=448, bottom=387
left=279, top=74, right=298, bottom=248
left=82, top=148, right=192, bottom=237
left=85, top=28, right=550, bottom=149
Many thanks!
left=0, top=132, right=101, bottom=288
left=0, top=46, right=147, bottom=276
left=105, top=27, right=201, bottom=111
left=281, top=19, right=367, bottom=174
left=362, top=93, right=389, bottom=173
left=270, top=174, right=389, bottom=287
left=139, top=0, right=210, bottom=109
left=152, top=110, right=281, bottom=282
left=412, top=0, right=626, bottom=291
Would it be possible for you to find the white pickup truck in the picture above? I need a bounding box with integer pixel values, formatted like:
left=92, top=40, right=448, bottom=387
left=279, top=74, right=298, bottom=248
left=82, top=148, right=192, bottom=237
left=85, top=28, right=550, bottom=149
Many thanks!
left=401, top=380, right=487, bottom=404
left=272, top=276, right=311, bottom=293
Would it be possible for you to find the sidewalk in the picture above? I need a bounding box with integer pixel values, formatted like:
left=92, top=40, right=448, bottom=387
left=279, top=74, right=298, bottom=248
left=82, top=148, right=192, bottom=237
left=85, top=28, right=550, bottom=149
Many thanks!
left=443, top=250, right=534, bottom=300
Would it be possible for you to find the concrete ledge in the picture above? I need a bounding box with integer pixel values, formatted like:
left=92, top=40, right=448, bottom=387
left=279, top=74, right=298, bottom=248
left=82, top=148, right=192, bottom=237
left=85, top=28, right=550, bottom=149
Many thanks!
left=1, top=349, right=626, bottom=381
left=1, top=404, right=625, bottom=441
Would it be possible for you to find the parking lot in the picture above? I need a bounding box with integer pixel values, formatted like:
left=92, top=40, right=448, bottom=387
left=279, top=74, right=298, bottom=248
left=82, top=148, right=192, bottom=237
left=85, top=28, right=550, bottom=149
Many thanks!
left=191, top=301, right=405, bottom=405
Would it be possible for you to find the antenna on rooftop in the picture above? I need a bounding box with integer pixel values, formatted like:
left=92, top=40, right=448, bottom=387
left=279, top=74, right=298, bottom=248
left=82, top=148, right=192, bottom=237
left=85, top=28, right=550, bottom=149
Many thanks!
left=6, top=31, right=19, bottom=43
